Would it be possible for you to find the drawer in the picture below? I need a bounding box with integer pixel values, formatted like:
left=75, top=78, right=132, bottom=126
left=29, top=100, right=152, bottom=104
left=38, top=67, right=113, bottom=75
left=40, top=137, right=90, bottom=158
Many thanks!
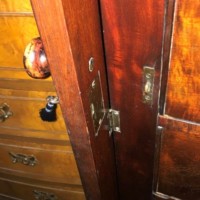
left=0, top=176, right=85, bottom=200
left=0, top=94, right=67, bottom=132
left=0, top=68, right=55, bottom=92
left=0, top=140, right=81, bottom=185
left=0, top=128, right=69, bottom=142
left=0, top=0, right=33, bottom=12
left=0, top=16, right=38, bottom=68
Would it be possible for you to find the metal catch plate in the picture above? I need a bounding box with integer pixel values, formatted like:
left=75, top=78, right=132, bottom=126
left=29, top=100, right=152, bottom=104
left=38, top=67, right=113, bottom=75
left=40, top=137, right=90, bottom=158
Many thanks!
left=143, top=66, right=155, bottom=105
left=89, top=72, right=105, bottom=136
left=107, top=109, right=121, bottom=135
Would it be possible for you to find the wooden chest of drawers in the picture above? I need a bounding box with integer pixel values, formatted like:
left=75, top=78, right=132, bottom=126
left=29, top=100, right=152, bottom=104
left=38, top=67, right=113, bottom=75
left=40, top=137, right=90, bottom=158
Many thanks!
left=0, top=1, right=85, bottom=199
left=0, top=173, right=85, bottom=200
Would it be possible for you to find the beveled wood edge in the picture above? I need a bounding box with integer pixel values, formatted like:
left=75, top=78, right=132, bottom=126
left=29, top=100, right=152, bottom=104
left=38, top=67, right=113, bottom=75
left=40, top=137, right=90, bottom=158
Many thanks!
left=0, top=172, right=83, bottom=191
left=158, top=114, right=200, bottom=130
left=30, top=0, right=107, bottom=199
left=0, top=194, right=20, bottom=200
left=159, top=0, right=176, bottom=114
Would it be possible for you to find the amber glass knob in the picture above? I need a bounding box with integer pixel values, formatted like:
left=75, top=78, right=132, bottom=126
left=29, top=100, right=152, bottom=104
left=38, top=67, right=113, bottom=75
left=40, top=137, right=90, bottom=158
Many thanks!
left=23, top=37, right=50, bottom=79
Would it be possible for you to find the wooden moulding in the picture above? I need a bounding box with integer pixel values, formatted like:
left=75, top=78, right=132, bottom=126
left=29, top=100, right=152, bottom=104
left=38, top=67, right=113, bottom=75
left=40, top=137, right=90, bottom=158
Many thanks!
left=159, top=0, right=176, bottom=114
left=31, top=0, right=118, bottom=200
left=156, top=115, right=200, bottom=199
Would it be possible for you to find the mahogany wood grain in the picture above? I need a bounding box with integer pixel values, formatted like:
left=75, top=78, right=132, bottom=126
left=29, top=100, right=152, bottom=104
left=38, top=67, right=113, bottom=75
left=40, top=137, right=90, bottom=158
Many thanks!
left=157, top=115, right=200, bottom=200
left=165, top=0, right=200, bottom=122
left=31, top=0, right=118, bottom=199
left=100, top=1, right=165, bottom=199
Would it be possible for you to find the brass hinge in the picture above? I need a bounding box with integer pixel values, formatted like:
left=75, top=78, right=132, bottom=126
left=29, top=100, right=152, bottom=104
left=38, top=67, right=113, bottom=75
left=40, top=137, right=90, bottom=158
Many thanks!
left=107, top=109, right=121, bottom=136
left=89, top=72, right=121, bottom=136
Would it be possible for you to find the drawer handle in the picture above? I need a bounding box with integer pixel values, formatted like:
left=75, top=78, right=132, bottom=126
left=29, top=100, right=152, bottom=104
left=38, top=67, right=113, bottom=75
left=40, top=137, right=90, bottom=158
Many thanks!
left=33, top=190, right=58, bottom=200
left=9, top=152, right=37, bottom=166
left=40, top=96, right=59, bottom=122
left=0, top=103, right=13, bottom=122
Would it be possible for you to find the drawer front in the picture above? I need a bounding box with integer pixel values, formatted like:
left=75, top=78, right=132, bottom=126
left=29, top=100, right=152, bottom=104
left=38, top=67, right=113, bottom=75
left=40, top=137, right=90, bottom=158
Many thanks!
left=0, top=69, right=55, bottom=92
left=0, top=141, right=81, bottom=185
left=0, top=15, right=38, bottom=68
left=0, top=177, right=85, bottom=200
left=0, top=96, right=66, bottom=132
left=0, top=0, right=33, bottom=12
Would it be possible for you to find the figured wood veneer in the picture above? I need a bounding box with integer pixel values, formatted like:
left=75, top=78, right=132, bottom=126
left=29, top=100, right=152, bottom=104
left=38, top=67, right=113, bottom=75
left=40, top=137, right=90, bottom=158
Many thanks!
left=165, top=0, right=200, bottom=123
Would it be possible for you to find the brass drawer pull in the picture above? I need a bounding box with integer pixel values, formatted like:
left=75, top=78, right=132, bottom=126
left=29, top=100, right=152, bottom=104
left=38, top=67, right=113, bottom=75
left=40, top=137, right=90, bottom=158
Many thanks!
left=0, top=103, right=13, bottom=122
left=33, top=190, right=58, bottom=200
left=9, top=152, right=37, bottom=166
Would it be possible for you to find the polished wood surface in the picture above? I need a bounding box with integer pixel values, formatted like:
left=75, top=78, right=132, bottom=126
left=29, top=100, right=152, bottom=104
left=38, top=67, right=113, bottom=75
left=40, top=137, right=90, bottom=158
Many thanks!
left=155, top=1, right=200, bottom=199
left=0, top=176, right=85, bottom=200
left=0, top=138, right=81, bottom=185
left=165, top=0, right=200, bottom=122
left=0, top=95, right=66, bottom=132
left=156, top=115, right=200, bottom=200
left=0, top=17, right=38, bottom=68
left=0, top=79, right=55, bottom=92
left=100, top=0, right=165, bottom=199
left=31, top=0, right=118, bottom=199
left=0, top=0, right=33, bottom=12
left=0, top=68, right=52, bottom=81
left=0, top=1, right=85, bottom=199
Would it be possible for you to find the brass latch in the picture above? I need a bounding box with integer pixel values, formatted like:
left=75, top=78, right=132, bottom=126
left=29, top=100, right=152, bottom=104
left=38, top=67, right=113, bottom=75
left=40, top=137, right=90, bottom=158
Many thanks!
left=143, top=66, right=155, bottom=105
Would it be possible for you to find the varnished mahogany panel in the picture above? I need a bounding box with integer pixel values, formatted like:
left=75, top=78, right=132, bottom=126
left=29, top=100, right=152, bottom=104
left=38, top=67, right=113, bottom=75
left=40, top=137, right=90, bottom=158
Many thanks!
left=100, top=0, right=165, bottom=199
left=157, top=116, right=200, bottom=200
left=165, top=0, right=200, bottom=122
left=31, top=0, right=118, bottom=199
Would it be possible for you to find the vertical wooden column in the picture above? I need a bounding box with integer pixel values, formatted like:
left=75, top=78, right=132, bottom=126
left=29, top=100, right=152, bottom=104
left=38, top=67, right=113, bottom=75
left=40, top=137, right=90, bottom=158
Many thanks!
left=31, top=1, right=118, bottom=200
left=100, top=1, right=165, bottom=199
